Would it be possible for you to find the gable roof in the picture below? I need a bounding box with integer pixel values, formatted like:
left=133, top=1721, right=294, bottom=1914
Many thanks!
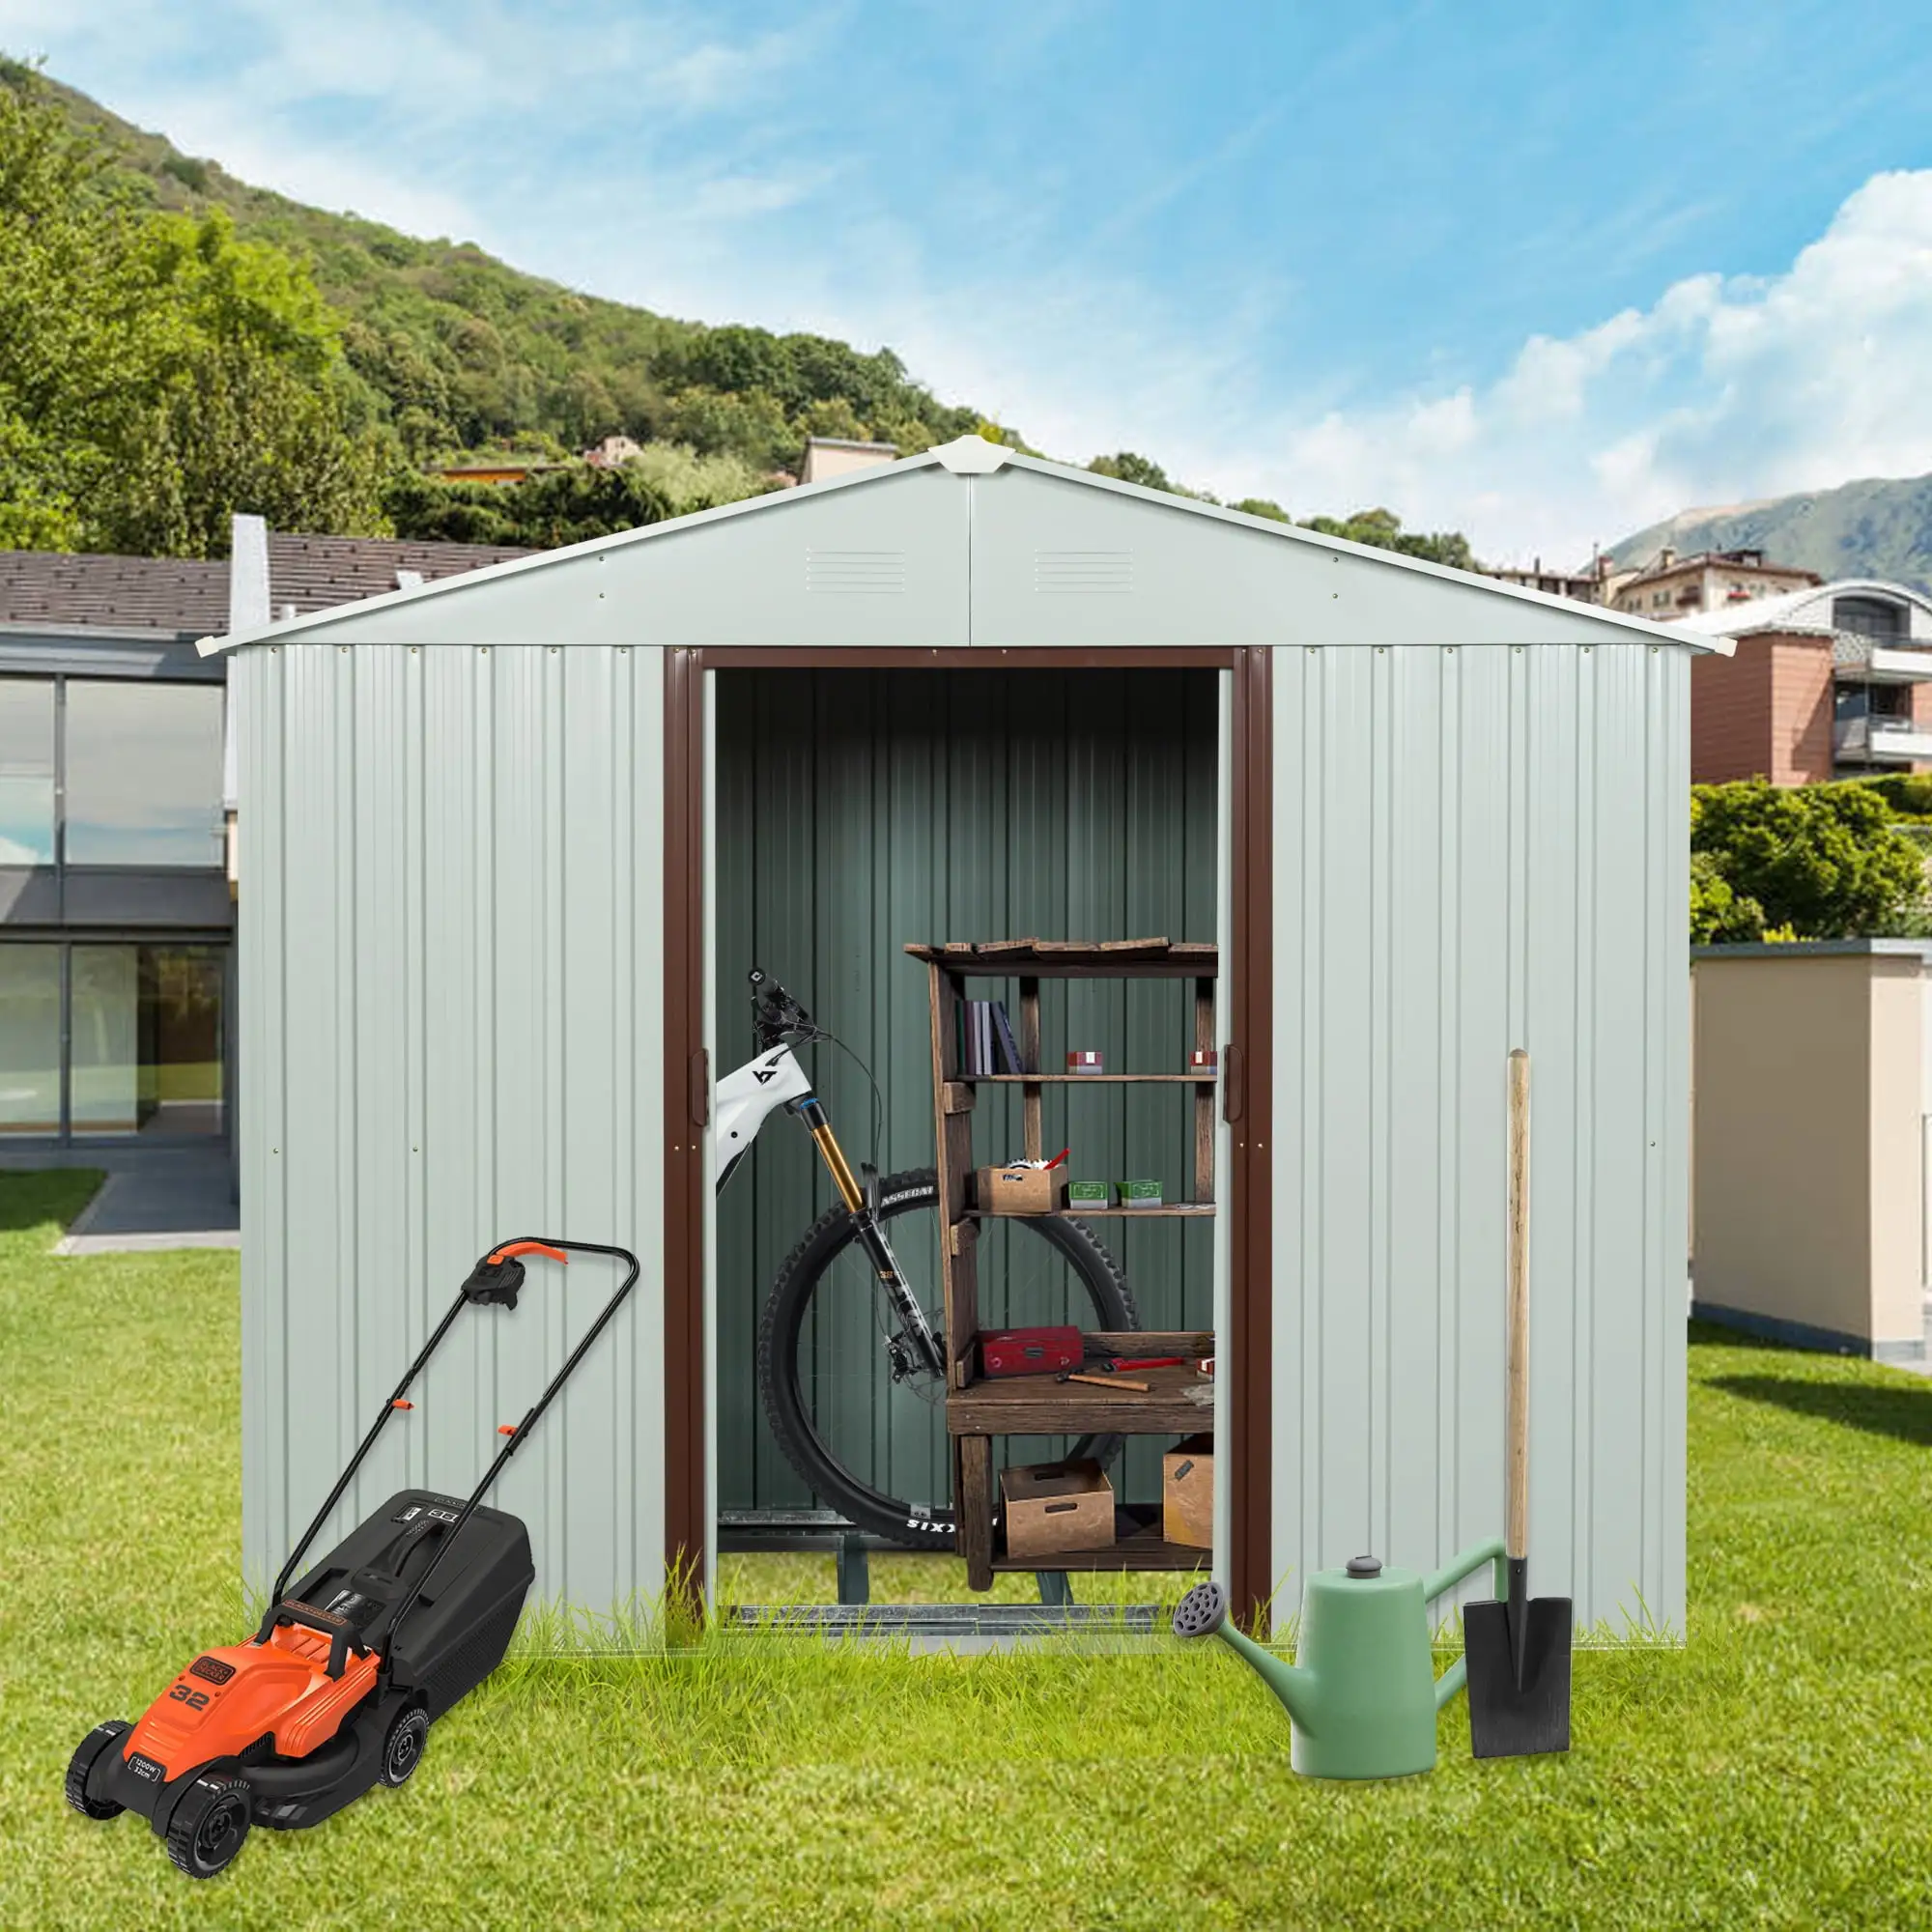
left=200, top=438, right=1731, bottom=656
left=0, top=534, right=534, bottom=640
left=1667, top=578, right=1932, bottom=641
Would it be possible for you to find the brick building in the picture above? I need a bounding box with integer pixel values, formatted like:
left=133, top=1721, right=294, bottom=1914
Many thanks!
left=1675, top=579, right=1932, bottom=784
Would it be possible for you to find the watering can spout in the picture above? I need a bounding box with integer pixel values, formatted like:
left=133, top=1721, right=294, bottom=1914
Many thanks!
left=1170, top=1582, right=1321, bottom=1732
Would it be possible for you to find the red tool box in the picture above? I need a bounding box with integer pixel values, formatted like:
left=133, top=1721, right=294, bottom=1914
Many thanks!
left=980, top=1324, right=1082, bottom=1378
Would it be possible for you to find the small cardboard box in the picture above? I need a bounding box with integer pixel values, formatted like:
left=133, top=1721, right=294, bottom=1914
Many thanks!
left=1162, top=1434, right=1214, bottom=1548
left=977, top=1163, right=1069, bottom=1215
left=1118, top=1178, right=1164, bottom=1208
left=1002, top=1459, right=1117, bottom=1559
left=1066, top=1179, right=1112, bottom=1207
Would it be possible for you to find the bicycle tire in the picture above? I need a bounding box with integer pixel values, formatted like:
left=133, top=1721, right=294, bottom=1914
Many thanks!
left=756, top=1168, right=1139, bottom=1549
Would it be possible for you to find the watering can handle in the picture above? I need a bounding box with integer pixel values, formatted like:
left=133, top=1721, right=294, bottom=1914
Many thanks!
left=1424, top=1535, right=1510, bottom=1713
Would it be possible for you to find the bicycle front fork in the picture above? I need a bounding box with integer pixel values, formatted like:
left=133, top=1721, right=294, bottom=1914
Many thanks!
left=790, top=1096, right=947, bottom=1382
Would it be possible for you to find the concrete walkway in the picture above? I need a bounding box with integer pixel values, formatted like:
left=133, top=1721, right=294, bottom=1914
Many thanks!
left=0, top=1143, right=239, bottom=1253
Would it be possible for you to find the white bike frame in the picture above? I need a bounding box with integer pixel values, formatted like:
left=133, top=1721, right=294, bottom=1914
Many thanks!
left=711, top=1028, right=946, bottom=1383
left=714, top=1042, right=814, bottom=1193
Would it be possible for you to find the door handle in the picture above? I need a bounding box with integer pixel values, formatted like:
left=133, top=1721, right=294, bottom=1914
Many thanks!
left=1222, top=1042, right=1243, bottom=1123
left=689, top=1049, right=710, bottom=1128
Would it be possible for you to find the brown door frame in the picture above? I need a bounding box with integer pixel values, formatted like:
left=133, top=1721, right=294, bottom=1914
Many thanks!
left=663, top=645, right=1273, bottom=1624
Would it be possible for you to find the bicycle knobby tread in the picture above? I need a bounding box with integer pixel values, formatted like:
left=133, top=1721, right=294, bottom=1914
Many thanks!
left=754, top=1168, right=1140, bottom=1548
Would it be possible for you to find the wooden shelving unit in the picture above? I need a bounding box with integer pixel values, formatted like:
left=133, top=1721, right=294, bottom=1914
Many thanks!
left=907, top=939, right=1220, bottom=1590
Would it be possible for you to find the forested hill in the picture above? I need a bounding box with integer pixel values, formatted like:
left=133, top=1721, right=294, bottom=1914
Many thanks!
left=17, top=63, right=983, bottom=479
left=1610, top=471, right=1932, bottom=597
left=2, top=61, right=1477, bottom=563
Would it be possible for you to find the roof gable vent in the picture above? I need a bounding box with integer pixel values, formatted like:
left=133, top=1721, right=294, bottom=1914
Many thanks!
left=807, top=550, right=905, bottom=595
left=1035, top=551, right=1132, bottom=594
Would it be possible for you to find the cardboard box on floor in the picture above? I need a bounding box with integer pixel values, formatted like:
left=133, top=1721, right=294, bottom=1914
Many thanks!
left=1162, top=1434, right=1214, bottom=1548
left=1001, top=1459, right=1116, bottom=1558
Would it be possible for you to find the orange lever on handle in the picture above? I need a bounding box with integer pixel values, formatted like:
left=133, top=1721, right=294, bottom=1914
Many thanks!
left=487, top=1240, right=569, bottom=1266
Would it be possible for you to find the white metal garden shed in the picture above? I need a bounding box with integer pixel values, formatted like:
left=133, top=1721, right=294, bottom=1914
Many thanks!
left=205, top=435, right=1719, bottom=1634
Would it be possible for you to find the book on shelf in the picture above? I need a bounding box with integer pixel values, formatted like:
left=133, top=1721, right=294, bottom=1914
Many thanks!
left=956, top=998, right=1033, bottom=1077
left=990, top=1001, right=1024, bottom=1074
left=959, top=998, right=998, bottom=1076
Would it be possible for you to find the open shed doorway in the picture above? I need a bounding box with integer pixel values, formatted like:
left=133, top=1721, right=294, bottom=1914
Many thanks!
left=705, top=664, right=1230, bottom=1622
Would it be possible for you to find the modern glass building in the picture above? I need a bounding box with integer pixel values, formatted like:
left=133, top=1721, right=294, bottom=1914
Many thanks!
left=0, top=524, right=529, bottom=1148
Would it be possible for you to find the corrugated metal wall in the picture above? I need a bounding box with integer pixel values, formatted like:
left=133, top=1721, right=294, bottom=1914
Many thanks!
left=236, top=642, right=665, bottom=1609
left=1271, top=642, right=1689, bottom=1634
left=714, top=668, right=1218, bottom=1513
left=230, top=454, right=1696, bottom=1629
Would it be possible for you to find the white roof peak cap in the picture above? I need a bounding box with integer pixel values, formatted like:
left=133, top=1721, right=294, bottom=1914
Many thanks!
left=932, top=433, right=1010, bottom=474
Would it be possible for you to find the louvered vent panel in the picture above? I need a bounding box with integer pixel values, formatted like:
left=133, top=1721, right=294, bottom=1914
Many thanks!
left=1034, top=551, right=1133, bottom=593
left=806, top=550, right=906, bottom=594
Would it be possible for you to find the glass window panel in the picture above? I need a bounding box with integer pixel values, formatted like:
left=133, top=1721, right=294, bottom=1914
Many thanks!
left=0, top=945, right=61, bottom=1132
left=71, top=944, right=225, bottom=1137
left=0, top=678, right=55, bottom=866
left=65, top=680, right=223, bottom=868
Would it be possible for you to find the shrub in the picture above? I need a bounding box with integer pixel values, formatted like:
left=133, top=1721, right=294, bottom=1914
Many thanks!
left=1690, top=781, right=1929, bottom=938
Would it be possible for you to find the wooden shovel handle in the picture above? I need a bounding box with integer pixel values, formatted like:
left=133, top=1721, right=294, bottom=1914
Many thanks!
left=1507, top=1048, right=1530, bottom=1562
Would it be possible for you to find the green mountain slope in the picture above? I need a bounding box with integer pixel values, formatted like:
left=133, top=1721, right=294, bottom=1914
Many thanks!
left=13, top=63, right=984, bottom=478
left=7, top=61, right=1483, bottom=562
left=1610, top=472, right=1932, bottom=596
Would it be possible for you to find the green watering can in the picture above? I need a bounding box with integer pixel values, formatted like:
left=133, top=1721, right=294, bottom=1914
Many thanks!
left=1173, top=1538, right=1507, bottom=1779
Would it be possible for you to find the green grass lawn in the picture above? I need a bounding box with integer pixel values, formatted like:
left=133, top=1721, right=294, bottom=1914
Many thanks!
left=6, top=1168, right=1932, bottom=1928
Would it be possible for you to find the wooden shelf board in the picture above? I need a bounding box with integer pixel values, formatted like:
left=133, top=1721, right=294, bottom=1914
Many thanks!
left=964, top=1205, right=1216, bottom=1219
left=949, top=1363, right=1213, bottom=1435
left=906, top=941, right=1217, bottom=981
left=965, top=1072, right=1214, bottom=1084
left=994, top=1514, right=1210, bottom=1574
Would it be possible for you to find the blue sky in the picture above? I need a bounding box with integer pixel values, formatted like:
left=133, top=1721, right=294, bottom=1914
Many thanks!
left=7, top=0, right=1932, bottom=561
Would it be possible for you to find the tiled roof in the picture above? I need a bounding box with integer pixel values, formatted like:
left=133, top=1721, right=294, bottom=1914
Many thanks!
left=0, top=533, right=536, bottom=637
left=264, top=533, right=533, bottom=614
left=0, top=551, right=230, bottom=635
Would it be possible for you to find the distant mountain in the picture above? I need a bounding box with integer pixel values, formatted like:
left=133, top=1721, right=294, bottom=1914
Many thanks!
left=1610, top=472, right=1932, bottom=596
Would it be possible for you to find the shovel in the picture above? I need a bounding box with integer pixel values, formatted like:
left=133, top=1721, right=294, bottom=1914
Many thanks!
left=1465, top=1047, right=1573, bottom=1758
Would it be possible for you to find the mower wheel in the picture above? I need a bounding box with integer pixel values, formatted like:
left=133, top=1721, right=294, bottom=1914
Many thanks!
left=65, top=1720, right=133, bottom=1820
left=165, top=1774, right=252, bottom=1880
left=380, top=1705, right=430, bottom=1787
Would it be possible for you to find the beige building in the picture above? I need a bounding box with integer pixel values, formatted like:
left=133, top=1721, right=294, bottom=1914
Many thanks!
left=1691, top=941, right=1931, bottom=1361
left=1613, top=547, right=1819, bottom=621
left=582, top=434, right=645, bottom=468
left=798, top=437, right=898, bottom=485
left=1483, top=555, right=1615, bottom=603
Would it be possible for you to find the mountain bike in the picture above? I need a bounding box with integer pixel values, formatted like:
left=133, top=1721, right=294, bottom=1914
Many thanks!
left=722, top=969, right=1139, bottom=1548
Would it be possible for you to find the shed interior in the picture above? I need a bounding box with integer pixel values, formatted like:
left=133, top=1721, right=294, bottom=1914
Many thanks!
left=713, top=666, right=1221, bottom=1603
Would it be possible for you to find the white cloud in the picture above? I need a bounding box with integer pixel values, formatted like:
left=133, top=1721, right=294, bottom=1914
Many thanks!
left=831, top=167, right=1932, bottom=568
left=1179, top=170, right=1932, bottom=563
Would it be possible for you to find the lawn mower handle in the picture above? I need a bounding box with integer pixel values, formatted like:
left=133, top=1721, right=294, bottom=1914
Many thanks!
left=267, top=1238, right=639, bottom=1639
left=377, top=1238, right=640, bottom=1684
left=257, top=1599, right=367, bottom=1681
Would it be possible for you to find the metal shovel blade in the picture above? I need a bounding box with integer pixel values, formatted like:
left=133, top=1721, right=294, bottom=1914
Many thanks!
left=1464, top=1588, right=1573, bottom=1758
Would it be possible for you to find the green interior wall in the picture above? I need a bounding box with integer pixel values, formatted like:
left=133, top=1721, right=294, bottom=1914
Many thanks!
left=715, top=667, right=1220, bottom=1515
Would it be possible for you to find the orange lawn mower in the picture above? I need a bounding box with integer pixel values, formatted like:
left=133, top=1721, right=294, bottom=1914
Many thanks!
left=66, top=1236, right=639, bottom=1880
